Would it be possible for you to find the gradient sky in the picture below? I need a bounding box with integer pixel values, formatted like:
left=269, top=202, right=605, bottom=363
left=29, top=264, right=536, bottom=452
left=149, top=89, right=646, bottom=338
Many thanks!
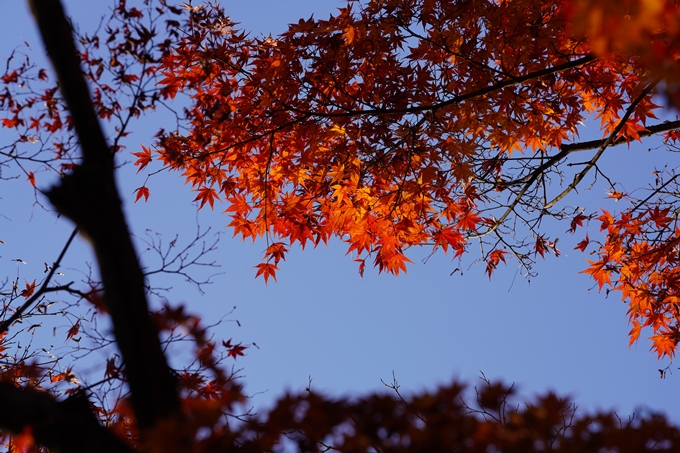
left=1, top=0, right=678, bottom=428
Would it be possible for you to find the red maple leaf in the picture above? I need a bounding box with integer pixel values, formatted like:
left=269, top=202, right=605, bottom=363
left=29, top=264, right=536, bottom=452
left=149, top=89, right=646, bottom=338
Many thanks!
left=134, top=186, right=150, bottom=202
left=132, top=145, right=153, bottom=173
left=66, top=322, right=80, bottom=342
left=20, top=280, right=36, bottom=299
left=574, top=234, right=590, bottom=252
left=227, top=343, right=246, bottom=360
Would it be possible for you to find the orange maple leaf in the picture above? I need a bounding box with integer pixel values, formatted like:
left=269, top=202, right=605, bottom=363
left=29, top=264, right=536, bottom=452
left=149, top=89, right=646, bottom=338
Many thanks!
left=456, top=210, right=481, bottom=232
left=574, top=233, right=590, bottom=252
left=582, top=259, right=612, bottom=291
left=628, top=321, right=643, bottom=347
left=20, top=280, right=36, bottom=299
left=193, top=186, right=218, bottom=210
left=132, top=145, right=153, bottom=173
left=134, top=186, right=150, bottom=203
left=434, top=227, right=465, bottom=255
left=264, top=242, right=288, bottom=264
left=342, top=26, right=356, bottom=45
left=50, top=367, right=76, bottom=384
left=485, top=249, right=508, bottom=279
left=607, top=191, right=624, bottom=201
left=649, top=334, right=677, bottom=360
left=254, top=262, right=278, bottom=284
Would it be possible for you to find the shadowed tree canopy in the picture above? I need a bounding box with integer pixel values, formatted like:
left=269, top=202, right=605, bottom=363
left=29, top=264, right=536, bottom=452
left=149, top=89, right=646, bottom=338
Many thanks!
left=0, top=0, right=679, bottom=451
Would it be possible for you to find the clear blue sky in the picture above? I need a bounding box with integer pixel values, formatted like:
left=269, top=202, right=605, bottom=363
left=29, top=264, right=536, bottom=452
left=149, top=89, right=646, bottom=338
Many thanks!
left=0, top=0, right=677, bottom=427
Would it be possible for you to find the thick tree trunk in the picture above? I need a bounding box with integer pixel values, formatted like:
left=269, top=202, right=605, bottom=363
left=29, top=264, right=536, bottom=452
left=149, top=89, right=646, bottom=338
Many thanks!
left=0, top=382, right=132, bottom=453
left=0, top=1, right=187, bottom=451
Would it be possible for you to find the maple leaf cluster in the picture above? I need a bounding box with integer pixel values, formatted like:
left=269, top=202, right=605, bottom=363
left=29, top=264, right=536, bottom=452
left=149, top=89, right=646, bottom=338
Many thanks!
left=132, top=0, right=680, bottom=357
left=0, top=0, right=182, bottom=185
left=142, top=0, right=667, bottom=281
left=583, top=204, right=680, bottom=359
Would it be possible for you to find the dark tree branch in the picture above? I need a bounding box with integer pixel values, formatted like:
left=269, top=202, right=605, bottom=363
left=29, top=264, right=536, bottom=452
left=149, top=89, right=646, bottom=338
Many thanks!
left=28, top=0, right=181, bottom=437
left=496, top=119, right=680, bottom=190
left=281, top=55, right=596, bottom=118
left=0, top=382, right=133, bottom=453
left=561, top=119, right=680, bottom=153
left=472, top=99, right=679, bottom=239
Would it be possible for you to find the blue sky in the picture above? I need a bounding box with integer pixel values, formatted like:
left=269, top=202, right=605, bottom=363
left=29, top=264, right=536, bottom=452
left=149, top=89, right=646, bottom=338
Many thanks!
left=0, top=0, right=678, bottom=427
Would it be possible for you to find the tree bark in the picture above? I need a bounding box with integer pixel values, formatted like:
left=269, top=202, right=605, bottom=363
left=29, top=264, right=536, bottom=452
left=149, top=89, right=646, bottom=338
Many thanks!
left=0, top=382, right=133, bottom=453
left=0, top=1, right=185, bottom=450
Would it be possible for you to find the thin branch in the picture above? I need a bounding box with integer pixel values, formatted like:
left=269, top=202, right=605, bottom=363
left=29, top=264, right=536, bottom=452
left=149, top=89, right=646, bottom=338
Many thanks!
left=0, top=227, right=78, bottom=334
left=545, top=76, right=663, bottom=209
left=281, top=55, right=596, bottom=118
left=472, top=86, right=676, bottom=240
left=498, top=119, right=680, bottom=189
left=631, top=174, right=680, bottom=213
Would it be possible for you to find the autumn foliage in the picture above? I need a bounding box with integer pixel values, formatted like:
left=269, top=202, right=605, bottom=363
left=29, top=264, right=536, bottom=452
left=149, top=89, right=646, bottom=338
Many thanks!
left=132, top=0, right=680, bottom=357
left=1, top=0, right=680, bottom=451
